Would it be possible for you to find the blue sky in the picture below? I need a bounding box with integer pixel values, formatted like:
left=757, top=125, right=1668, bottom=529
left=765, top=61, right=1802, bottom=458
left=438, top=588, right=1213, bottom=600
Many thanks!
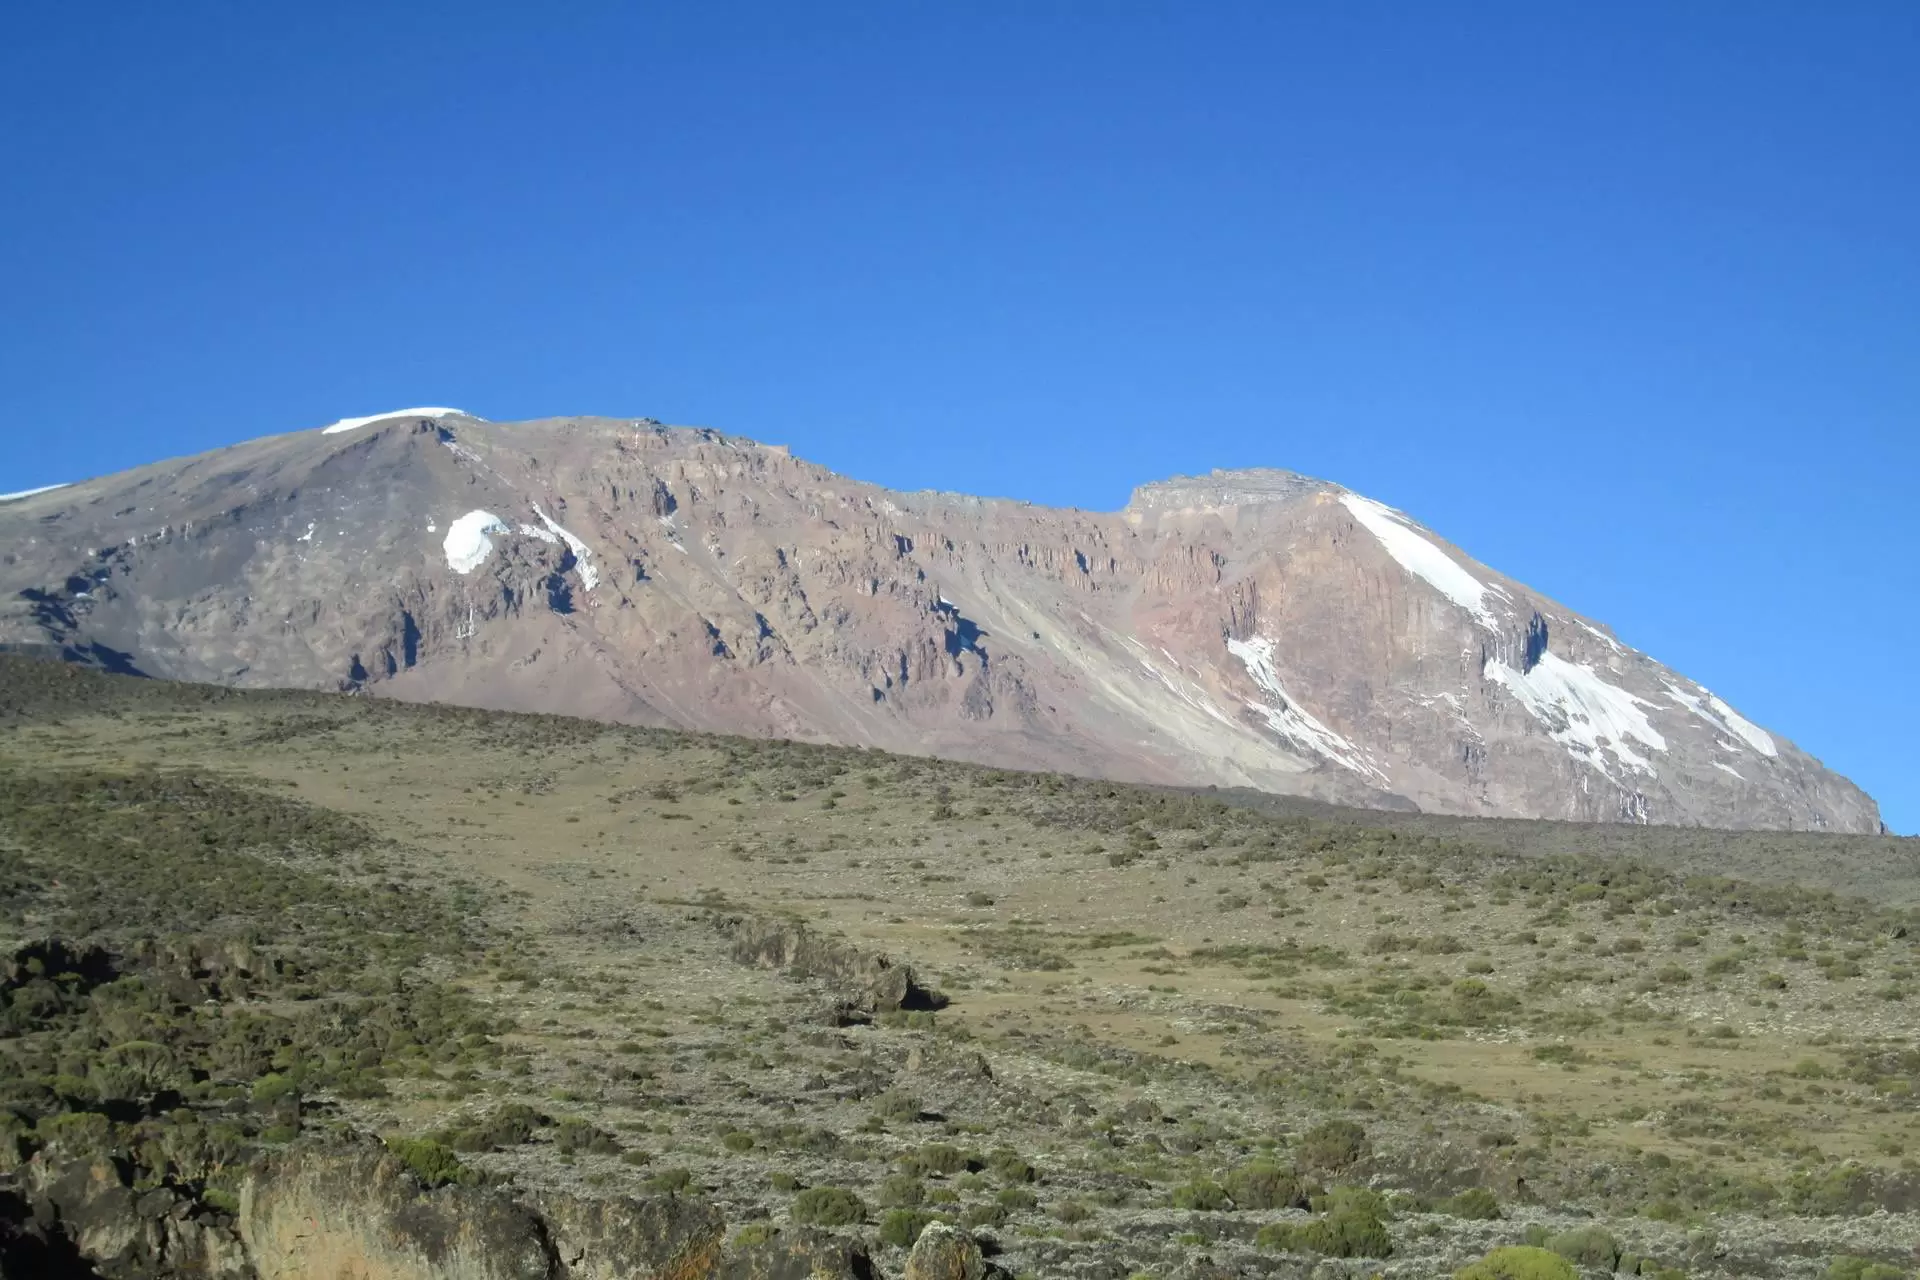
left=2, top=3, right=1915, bottom=831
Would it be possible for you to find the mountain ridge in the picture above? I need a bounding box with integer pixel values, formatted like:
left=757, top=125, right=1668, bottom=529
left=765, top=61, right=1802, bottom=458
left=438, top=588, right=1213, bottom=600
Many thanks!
left=0, top=410, right=1880, bottom=832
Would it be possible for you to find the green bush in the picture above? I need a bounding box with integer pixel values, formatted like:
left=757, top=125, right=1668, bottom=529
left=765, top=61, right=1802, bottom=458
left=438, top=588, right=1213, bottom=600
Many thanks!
left=1255, top=1192, right=1391, bottom=1259
left=995, top=1186, right=1037, bottom=1211
left=1297, top=1119, right=1371, bottom=1174
left=870, top=1091, right=922, bottom=1123
left=791, top=1186, right=868, bottom=1226
left=1826, top=1258, right=1911, bottom=1280
left=385, top=1136, right=478, bottom=1189
left=1171, top=1178, right=1229, bottom=1211
left=644, top=1167, right=694, bottom=1194
left=731, top=1223, right=775, bottom=1249
left=1438, top=1187, right=1501, bottom=1220
left=1455, top=1245, right=1577, bottom=1280
left=986, top=1147, right=1036, bottom=1184
left=879, top=1208, right=941, bottom=1248
left=442, top=1103, right=546, bottom=1152
left=554, top=1117, right=621, bottom=1156
left=250, top=1073, right=298, bottom=1106
left=903, top=1142, right=974, bottom=1176
left=1547, top=1226, right=1620, bottom=1269
left=877, top=1173, right=925, bottom=1208
left=721, top=1130, right=756, bottom=1153
left=1225, top=1159, right=1306, bottom=1210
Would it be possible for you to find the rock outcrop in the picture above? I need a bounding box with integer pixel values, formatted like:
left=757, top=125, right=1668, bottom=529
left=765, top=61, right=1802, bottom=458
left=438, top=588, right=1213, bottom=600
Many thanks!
left=725, top=918, right=945, bottom=1018
left=901, top=1223, right=994, bottom=1280
left=0, top=412, right=1879, bottom=831
left=1, top=1138, right=877, bottom=1280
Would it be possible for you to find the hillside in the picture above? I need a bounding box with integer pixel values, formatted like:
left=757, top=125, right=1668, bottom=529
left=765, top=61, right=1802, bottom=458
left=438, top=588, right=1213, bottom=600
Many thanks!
left=2, top=659, right=1916, bottom=1279
left=0, top=410, right=1880, bottom=832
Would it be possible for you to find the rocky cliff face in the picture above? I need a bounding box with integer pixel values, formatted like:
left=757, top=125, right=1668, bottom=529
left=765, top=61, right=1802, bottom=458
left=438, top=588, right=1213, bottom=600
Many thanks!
left=2, top=1135, right=878, bottom=1280
left=0, top=411, right=1879, bottom=831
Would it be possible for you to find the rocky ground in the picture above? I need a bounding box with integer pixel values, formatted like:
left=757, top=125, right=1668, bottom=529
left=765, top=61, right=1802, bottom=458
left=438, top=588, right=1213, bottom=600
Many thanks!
left=1, top=659, right=1916, bottom=1279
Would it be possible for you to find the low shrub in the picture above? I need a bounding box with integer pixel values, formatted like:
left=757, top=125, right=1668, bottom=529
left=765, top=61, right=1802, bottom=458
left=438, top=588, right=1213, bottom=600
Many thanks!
left=1171, top=1178, right=1229, bottom=1211
left=1297, top=1119, right=1371, bottom=1174
left=1225, top=1159, right=1307, bottom=1210
left=1455, top=1245, right=1577, bottom=1280
left=1255, top=1190, right=1390, bottom=1259
left=1547, top=1226, right=1620, bottom=1269
left=386, top=1136, right=478, bottom=1189
left=792, top=1186, right=868, bottom=1226
left=1438, top=1187, right=1501, bottom=1220
left=879, top=1208, right=941, bottom=1248
left=1826, top=1258, right=1911, bottom=1280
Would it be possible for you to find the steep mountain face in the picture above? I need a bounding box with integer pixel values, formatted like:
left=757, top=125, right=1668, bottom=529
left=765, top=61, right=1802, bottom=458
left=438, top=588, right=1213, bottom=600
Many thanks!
left=0, top=412, right=1880, bottom=831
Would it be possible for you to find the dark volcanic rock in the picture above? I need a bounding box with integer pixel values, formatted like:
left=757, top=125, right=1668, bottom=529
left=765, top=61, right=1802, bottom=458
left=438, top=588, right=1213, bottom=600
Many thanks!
left=726, top=917, right=945, bottom=1015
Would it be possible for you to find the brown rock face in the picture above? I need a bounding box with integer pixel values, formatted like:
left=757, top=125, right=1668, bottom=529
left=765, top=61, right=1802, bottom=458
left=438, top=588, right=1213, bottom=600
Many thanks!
left=0, top=413, right=1879, bottom=831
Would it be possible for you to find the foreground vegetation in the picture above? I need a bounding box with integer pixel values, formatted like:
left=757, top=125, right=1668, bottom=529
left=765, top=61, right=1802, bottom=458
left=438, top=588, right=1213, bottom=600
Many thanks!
left=1, top=657, right=1916, bottom=1278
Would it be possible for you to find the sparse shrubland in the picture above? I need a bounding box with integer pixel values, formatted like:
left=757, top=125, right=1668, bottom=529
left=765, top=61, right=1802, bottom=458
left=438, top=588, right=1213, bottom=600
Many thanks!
left=0, top=656, right=1914, bottom=1278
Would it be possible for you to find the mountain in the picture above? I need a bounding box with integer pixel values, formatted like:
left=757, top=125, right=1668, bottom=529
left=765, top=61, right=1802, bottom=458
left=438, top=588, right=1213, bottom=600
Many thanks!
left=0, top=410, right=1879, bottom=831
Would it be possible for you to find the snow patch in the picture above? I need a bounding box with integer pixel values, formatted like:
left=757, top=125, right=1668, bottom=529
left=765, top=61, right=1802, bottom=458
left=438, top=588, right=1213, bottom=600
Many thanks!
left=1339, top=493, right=1495, bottom=627
left=1663, top=684, right=1777, bottom=757
left=517, top=523, right=560, bottom=544
left=1125, top=641, right=1237, bottom=729
left=443, top=510, right=510, bottom=575
left=1573, top=619, right=1624, bottom=653
left=531, top=503, right=599, bottom=591
left=1228, top=635, right=1386, bottom=782
left=0, top=483, right=71, bottom=503
left=296, top=522, right=315, bottom=543
left=1713, top=762, right=1745, bottom=780
left=321, top=407, right=470, bottom=435
left=1707, top=694, right=1776, bottom=757
left=1485, top=650, right=1666, bottom=778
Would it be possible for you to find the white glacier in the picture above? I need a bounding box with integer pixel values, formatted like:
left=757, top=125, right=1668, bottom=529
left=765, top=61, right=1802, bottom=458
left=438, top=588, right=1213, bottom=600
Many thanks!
left=1486, top=650, right=1666, bottom=777
left=1339, top=493, right=1496, bottom=627
left=531, top=503, right=599, bottom=591
left=1228, top=635, right=1386, bottom=782
left=1663, top=683, right=1778, bottom=758
left=443, top=510, right=510, bottom=574
left=322, top=407, right=471, bottom=436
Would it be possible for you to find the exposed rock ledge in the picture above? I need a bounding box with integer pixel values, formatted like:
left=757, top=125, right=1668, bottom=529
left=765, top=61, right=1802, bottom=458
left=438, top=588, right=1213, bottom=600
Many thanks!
left=3, top=1137, right=878, bottom=1280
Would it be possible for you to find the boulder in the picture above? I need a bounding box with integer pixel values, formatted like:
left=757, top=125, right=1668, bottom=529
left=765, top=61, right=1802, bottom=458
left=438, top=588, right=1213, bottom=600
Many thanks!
left=902, top=1222, right=988, bottom=1280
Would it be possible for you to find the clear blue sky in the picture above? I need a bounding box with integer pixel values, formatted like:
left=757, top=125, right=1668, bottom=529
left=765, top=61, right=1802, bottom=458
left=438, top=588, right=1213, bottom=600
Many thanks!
left=2, top=4, right=1915, bottom=830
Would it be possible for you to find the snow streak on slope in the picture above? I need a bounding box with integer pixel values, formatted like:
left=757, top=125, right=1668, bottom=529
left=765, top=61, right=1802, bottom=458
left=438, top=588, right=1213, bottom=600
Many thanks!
left=321, top=408, right=471, bottom=435
left=1485, top=650, right=1667, bottom=777
left=1228, top=635, right=1386, bottom=782
left=531, top=503, right=599, bottom=591
left=1664, top=684, right=1778, bottom=757
left=1339, top=493, right=1496, bottom=627
left=444, top=511, right=510, bottom=574
left=0, top=483, right=70, bottom=502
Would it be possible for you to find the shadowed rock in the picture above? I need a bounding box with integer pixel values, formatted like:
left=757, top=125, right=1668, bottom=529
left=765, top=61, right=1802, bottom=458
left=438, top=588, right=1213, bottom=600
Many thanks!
left=726, top=917, right=946, bottom=1015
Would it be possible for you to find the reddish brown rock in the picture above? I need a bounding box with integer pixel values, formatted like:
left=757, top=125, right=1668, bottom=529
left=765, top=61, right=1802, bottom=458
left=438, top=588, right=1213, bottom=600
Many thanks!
left=0, top=414, right=1877, bottom=831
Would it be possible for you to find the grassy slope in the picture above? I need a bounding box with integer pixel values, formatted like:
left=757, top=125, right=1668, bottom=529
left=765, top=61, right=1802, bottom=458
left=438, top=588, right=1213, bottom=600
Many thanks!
left=2, top=657, right=1917, bottom=1279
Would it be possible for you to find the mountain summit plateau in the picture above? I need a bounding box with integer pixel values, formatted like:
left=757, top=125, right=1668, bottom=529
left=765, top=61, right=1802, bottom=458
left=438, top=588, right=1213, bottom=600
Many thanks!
left=0, top=411, right=1879, bottom=831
